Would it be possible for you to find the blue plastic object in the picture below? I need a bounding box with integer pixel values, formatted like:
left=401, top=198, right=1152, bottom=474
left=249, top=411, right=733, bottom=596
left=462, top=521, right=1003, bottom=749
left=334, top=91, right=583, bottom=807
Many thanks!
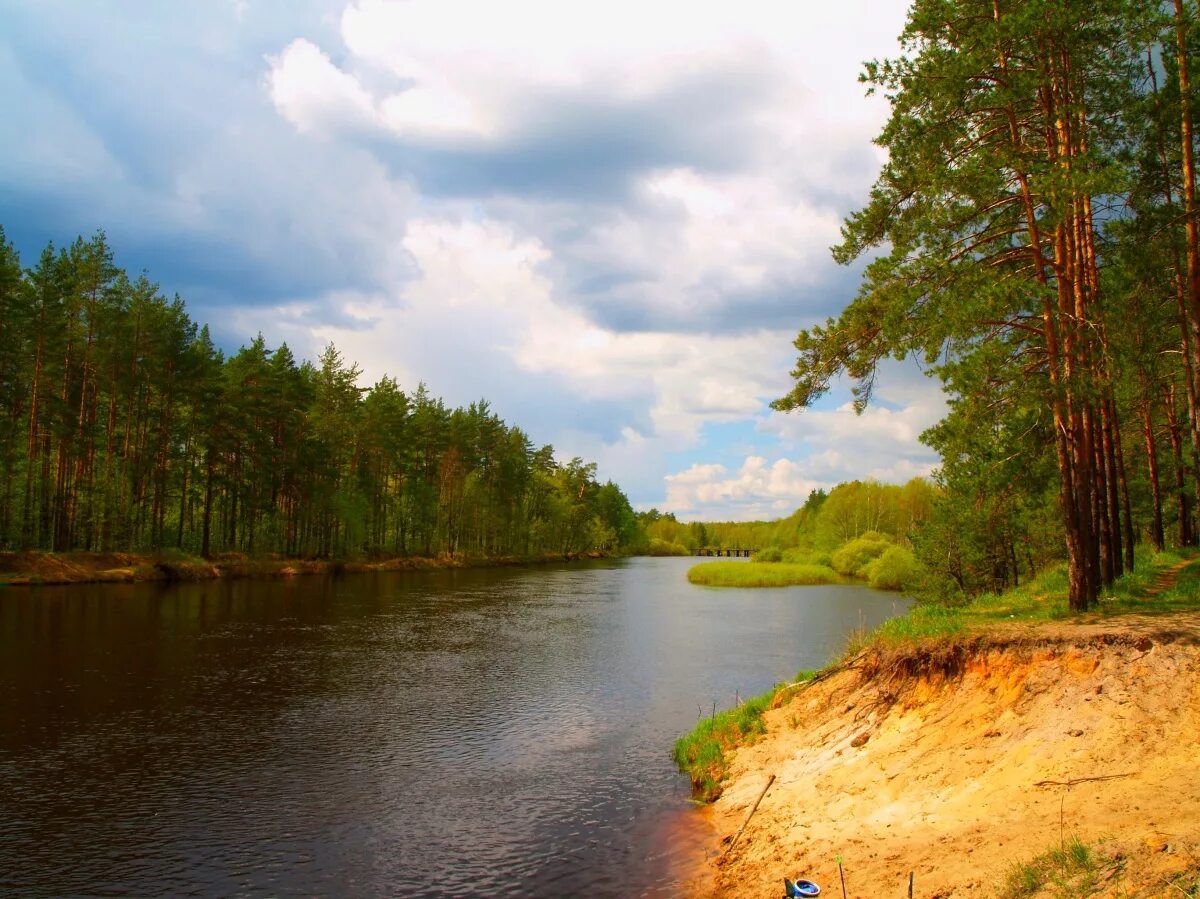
left=790, top=879, right=821, bottom=897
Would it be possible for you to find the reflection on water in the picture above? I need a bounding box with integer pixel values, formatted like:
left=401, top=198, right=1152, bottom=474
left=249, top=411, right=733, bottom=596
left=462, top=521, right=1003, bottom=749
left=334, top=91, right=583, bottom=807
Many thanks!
left=0, top=557, right=907, bottom=897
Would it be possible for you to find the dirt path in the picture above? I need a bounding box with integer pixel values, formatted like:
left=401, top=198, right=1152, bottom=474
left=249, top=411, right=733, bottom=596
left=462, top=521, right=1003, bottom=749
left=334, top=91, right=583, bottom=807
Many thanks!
left=700, top=615, right=1200, bottom=898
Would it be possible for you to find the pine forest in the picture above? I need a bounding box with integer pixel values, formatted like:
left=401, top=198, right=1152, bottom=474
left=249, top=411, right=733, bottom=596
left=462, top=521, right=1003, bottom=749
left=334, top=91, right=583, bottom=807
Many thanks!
left=773, top=0, right=1200, bottom=610
left=0, top=228, right=640, bottom=561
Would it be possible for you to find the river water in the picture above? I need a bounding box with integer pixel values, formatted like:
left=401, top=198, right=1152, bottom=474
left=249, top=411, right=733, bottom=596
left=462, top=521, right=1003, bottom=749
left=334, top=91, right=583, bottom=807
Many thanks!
left=0, top=556, right=907, bottom=897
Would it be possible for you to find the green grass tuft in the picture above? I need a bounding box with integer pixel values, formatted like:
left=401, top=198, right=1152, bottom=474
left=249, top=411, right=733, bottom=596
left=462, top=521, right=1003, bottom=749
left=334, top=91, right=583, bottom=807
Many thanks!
left=673, top=691, right=776, bottom=800
left=1167, top=869, right=1200, bottom=897
left=1002, top=835, right=1100, bottom=898
left=687, top=561, right=843, bottom=587
left=674, top=668, right=824, bottom=801
left=841, top=549, right=1200, bottom=658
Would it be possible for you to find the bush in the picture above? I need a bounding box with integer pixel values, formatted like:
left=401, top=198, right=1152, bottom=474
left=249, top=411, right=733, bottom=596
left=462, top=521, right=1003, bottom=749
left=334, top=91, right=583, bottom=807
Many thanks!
left=830, top=531, right=895, bottom=577
left=864, top=545, right=923, bottom=591
left=754, top=546, right=783, bottom=562
left=647, top=537, right=690, bottom=556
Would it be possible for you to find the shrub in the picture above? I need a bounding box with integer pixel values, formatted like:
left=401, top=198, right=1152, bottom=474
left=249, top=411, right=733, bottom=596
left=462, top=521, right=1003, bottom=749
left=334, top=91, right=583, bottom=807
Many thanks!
left=830, top=531, right=895, bottom=577
left=647, top=537, right=689, bottom=556
left=864, top=545, right=923, bottom=591
left=754, top=546, right=783, bottom=562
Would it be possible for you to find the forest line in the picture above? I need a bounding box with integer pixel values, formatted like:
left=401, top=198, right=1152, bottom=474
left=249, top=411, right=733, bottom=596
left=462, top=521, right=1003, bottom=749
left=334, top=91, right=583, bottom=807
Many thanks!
left=0, top=227, right=640, bottom=561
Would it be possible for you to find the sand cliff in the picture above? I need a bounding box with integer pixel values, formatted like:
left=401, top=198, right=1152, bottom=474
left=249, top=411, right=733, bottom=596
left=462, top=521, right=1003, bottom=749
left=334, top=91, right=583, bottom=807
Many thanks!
left=700, top=615, right=1200, bottom=897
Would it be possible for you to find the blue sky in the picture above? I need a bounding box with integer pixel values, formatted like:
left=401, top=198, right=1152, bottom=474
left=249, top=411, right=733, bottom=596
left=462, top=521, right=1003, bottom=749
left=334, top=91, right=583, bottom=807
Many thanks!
left=0, top=0, right=945, bottom=520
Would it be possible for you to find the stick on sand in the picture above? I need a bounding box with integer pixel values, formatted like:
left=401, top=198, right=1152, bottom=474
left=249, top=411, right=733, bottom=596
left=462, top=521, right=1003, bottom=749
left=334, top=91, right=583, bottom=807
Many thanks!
left=726, top=774, right=775, bottom=853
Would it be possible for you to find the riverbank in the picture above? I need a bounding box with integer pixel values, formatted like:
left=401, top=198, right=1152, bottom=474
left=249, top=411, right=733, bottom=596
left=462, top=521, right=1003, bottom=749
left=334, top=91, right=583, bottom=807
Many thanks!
left=686, top=555, right=1200, bottom=897
left=0, top=549, right=613, bottom=587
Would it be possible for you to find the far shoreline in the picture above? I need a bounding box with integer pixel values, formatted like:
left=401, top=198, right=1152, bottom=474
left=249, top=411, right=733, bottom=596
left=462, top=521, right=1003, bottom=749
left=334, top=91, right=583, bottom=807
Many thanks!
left=0, top=548, right=621, bottom=589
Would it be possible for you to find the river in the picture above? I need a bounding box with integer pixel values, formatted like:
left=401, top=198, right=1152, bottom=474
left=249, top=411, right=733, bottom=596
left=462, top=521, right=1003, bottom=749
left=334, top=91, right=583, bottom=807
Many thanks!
left=0, top=556, right=907, bottom=897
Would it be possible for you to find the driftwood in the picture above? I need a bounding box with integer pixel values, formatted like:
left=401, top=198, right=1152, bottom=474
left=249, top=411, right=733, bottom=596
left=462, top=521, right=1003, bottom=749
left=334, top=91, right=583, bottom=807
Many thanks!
left=726, top=774, right=775, bottom=853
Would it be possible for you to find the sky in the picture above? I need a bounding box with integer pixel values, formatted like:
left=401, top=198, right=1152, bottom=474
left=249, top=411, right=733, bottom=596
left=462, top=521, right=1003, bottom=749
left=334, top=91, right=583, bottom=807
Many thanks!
left=0, top=0, right=947, bottom=521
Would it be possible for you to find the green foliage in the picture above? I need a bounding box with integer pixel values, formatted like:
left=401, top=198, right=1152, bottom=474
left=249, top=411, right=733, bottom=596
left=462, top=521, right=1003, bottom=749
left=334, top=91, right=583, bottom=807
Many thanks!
left=830, top=531, right=894, bottom=577
left=646, top=537, right=689, bottom=556
left=687, top=561, right=842, bottom=587
left=673, top=691, right=776, bottom=801
left=783, top=547, right=831, bottom=566
left=1002, top=836, right=1101, bottom=899
left=864, top=545, right=924, bottom=591
left=0, top=228, right=642, bottom=561
left=663, top=479, right=935, bottom=559
left=668, top=479, right=945, bottom=589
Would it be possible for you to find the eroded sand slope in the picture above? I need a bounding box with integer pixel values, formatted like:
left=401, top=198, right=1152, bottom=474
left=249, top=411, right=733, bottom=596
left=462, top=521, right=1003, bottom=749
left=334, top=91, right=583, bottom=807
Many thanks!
left=704, top=616, right=1200, bottom=897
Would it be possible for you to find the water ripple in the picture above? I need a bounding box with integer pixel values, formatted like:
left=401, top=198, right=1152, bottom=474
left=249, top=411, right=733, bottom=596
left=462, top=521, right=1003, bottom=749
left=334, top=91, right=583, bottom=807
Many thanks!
left=0, top=561, right=906, bottom=897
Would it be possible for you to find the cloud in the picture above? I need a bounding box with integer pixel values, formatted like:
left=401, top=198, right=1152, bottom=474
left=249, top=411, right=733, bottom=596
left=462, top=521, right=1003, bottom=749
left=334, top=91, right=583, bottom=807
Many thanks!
left=663, top=456, right=826, bottom=521
left=660, top=361, right=947, bottom=520
left=263, top=0, right=907, bottom=337
left=0, top=0, right=933, bottom=519
left=268, top=39, right=378, bottom=135
left=231, top=210, right=799, bottom=445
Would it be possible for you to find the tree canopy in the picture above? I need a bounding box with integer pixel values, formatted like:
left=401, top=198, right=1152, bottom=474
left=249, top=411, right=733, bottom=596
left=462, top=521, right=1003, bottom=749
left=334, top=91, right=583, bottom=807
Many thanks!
left=0, top=227, right=641, bottom=560
left=776, top=0, right=1200, bottom=609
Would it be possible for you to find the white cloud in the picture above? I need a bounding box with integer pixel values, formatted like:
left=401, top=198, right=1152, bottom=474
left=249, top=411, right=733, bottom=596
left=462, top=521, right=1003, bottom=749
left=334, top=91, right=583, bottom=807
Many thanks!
left=293, top=0, right=904, bottom=130
left=550, top=167, right=847, bottom=319
left=663, top=456, right=827, bottom=520
left=3, top=0, right=929, bottom=520
left=264, top=0, right=907, bottom=329
left=232, top=212, right=800, bottom=445
left=267, top=39, right=377, bottom=135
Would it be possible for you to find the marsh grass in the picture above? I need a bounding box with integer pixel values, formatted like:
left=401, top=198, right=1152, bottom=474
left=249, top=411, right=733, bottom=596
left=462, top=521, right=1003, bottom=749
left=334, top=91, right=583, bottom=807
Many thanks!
left=686, top=561, right=843, bottom=588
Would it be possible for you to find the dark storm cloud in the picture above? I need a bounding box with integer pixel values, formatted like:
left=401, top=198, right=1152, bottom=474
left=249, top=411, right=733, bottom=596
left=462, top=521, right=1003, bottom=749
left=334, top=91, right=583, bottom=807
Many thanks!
left=564, top=262, right=869, bottom=336
left=0, top=0, right=390, bottom=319
left=361, top=66, right=777, bottom=201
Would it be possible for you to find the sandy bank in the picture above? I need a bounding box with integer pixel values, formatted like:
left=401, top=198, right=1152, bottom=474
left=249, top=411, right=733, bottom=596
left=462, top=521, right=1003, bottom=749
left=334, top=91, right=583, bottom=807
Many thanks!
left=702, top=615, right=1200, bottom=897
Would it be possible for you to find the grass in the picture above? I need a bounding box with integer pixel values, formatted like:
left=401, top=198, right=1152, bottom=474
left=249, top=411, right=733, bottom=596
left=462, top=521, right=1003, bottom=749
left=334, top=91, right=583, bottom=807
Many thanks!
left=1168, top=869, right=1200, bottom=897
left=673, top=669, right=818, bottom=801
left=844, top=548, right=1200, bottom=655
left=675, top=548, right=1200, bottom=802
left=1002, top=834, right=1200, bottom=897
left=687, top=561, right=843, bottom=587
left=1003, top=835, right=1107, bottom=898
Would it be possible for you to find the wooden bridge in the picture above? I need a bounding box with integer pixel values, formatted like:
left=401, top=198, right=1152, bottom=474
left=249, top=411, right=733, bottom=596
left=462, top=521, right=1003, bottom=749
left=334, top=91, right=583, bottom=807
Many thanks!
left=696, top=547, right=756, bottom=558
